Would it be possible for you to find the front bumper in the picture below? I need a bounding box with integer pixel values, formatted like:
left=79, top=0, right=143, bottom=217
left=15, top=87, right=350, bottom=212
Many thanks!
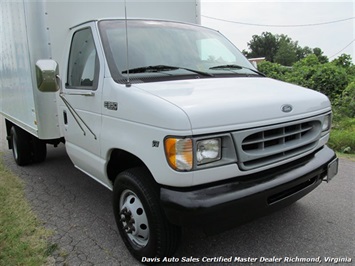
left=160, top=146, right=337, bottom=234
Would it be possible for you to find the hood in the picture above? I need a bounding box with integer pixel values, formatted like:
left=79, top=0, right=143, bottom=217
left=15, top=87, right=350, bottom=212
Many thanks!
left=134, top=77, right=331, bottom=133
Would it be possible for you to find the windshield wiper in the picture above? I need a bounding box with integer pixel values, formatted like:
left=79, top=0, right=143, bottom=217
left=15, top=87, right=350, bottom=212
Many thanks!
left=209, top=64, right=265, bottom=77
left=122, top=65, right=214, bottom=77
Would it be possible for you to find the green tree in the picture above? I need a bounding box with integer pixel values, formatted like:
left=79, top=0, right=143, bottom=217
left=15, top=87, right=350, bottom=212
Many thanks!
left=331, top=54, right=355, bottom=83
left=274, top=38, right=298, bottom=66
left=332, top=54, right=353, bottom=68
left=296, top=46, right=313, bottom=61
left=245, top=32, right=279, bottom=62
left=312, top=47, right=329, bottom=63
left=245, top=33, right=331, bottom=66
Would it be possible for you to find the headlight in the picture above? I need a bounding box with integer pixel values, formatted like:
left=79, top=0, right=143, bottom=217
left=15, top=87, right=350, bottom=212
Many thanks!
left=322, top=114, right=331, bottom=131
left=164, top=137, right=193, bottom=171
left=196, top=138, right=221, bottom=165
left=165, top=135, right=236, bottom=171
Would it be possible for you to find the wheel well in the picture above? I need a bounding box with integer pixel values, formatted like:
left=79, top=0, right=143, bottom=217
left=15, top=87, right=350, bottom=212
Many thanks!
left=107, top=149, right=148, bottom=184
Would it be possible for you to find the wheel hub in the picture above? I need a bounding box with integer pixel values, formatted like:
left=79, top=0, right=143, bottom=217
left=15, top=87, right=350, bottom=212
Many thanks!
left=120, top=207, right=135, bottom=234
left=119, top=191, right=149, bottom=247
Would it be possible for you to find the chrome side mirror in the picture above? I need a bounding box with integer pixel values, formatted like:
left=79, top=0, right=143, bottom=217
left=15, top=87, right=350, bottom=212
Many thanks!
left=35, top=60, right=60, bottom=92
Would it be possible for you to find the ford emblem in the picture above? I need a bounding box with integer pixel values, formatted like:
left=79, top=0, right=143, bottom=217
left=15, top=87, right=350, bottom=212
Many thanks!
left=282, top=104, right=293, bottom=113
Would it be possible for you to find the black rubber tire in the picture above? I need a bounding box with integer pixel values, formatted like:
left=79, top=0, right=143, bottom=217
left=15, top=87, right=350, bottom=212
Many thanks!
left=31, top=136, right=47, bottom=163
left=113, top=167, right=181, bottom=262
left=10, top=126, right=31, bottom=166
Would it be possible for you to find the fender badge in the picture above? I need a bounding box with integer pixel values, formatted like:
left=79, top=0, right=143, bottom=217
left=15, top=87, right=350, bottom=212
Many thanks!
left=152, top=141, right=160, bottom=148
left=104, top=101, right=118, bottom=111
left=282, top=104, right=293, bottom=113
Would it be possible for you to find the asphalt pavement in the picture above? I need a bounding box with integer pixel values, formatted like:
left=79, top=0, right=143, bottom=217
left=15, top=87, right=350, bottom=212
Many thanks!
left=0, top=118, right=354, bottom=265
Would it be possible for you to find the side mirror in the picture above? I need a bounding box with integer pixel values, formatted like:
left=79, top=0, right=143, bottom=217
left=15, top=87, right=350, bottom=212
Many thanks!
left=35, top=60, right=60, bottom=92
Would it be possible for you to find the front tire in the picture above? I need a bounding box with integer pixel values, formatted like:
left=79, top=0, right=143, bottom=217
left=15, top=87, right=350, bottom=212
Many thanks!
left=113, top=167, right=181, bottom=261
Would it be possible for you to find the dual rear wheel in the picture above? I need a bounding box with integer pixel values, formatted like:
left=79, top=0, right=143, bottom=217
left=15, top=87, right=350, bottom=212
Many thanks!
left=10, top=125, right=47, bottom=166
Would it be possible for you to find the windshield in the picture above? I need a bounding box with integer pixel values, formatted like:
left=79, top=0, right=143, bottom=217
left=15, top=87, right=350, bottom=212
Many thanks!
left=99, top=20, right=259, bottom=83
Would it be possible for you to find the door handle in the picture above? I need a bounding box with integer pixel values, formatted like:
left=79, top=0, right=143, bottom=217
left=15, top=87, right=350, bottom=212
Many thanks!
left=62, top=91, right=95, bottom=96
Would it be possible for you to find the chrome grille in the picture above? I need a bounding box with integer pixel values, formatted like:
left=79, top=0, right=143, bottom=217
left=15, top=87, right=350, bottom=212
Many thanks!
left=232, top=119, right=322, bottom=170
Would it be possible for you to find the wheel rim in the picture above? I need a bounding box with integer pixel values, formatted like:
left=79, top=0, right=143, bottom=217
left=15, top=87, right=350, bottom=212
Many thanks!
left=119, top=189, right=150, bottom=248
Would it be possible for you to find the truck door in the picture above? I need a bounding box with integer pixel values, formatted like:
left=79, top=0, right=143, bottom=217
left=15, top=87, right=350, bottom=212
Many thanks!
left=59, top=25, right=104, bottom=180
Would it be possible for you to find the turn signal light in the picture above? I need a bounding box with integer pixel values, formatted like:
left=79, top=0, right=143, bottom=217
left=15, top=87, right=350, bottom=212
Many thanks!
left=164, top=138, right=193, bottom=171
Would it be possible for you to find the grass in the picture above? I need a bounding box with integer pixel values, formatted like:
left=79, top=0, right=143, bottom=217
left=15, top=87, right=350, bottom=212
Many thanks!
left=328, top=116, right=355, bottom=155
left=336, top=152, right=355, bottom=162
left=0, top=153, right=55, bottom=266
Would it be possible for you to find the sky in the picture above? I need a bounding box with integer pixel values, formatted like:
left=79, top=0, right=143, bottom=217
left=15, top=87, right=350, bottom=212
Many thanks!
left=200, top=0, right=355, bottom=62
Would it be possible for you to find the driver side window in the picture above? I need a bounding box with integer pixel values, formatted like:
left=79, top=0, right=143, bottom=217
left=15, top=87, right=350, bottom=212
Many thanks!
left=67, top=28, right=99, bottom=90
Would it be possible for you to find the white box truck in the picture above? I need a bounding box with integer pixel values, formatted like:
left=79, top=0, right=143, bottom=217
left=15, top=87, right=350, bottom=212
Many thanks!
left=0, top=0, right=338, bottom=261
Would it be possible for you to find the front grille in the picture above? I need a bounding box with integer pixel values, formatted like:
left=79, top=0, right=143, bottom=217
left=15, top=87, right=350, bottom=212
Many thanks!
left=242, top=122, right=314, bottom=151
left=232, top=118, right=322, bottom=170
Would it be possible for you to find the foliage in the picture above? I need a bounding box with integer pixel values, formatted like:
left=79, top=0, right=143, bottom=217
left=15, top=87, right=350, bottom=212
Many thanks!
left=274, top=38, right=298, bottom=66
left=258, top=54, right=350, bottom=102
left=331, top=54, right=352, bottom=68
left=332, top=54, right=355, bottom=83
left=335, top=81, right=355, bottom=118
left=295, top=46, right=313, bottom=61
left=282, top=54, right=320, bottom=89
left=312, top=47, right=329, bottom=64
left=310, top=63, right=348, bottom=101
left=244, top=32, right=279, bottom=62
left=256, top=61, right=290, bottom=80
left=244, top=31, right=325, bottom=66
left=328, top=117, right=355, bottom=154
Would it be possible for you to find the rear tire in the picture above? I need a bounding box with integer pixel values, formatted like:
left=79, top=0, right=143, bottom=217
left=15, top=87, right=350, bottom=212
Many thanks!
left=113, top=167, right=181, bottom=261
left=9, top=126, right=47, bottom=165
left=31, top=136, right=47, bottom=163
left=10, top=126, right=31, bottom=166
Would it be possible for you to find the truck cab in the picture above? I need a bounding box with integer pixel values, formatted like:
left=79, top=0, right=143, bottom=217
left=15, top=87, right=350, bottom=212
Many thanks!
left=51, top=19, right=338, bottom=259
